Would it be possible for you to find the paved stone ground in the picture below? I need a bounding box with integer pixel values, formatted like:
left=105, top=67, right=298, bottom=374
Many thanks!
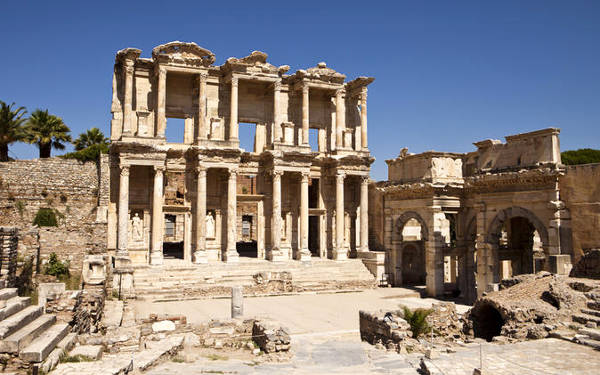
left=133, top=288, right=468, bottom=334
left=146, top=335, right=600, bottom=374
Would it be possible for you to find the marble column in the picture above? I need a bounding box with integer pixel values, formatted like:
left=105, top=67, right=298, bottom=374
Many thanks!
left=334, top=172, right=347, bottom=260
left=194, top=167, right=207, bottom=263
left=150, top=166, right=164, bottom=265
left=273, top=80, right=282, bottom=142
left=301, top=84, right=309, bottom=146
left=229, top=76, right=239, bottom=141
left=270, top=170, right=283, bottom=258
left=156, top=66, right=167, bottom=138
left=224, top=168, right=239, bottom=262
left=197, top=73, right=208, bottom=142
left=299, top=172, right=310, bottom=260
left=335, top=89, right=345, bottom=149
left=360, top=88, right=368, bottom=150
left=117, top=165, right=130, bottom=256
left=360, top=176, right=369, bottom=252
left=122, top=60, right=134, bottom=136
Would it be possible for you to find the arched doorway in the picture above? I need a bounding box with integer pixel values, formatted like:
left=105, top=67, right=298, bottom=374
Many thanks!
left=394, top=212, right=428, bottom=286
left=487, top=207, right=549, bottom=281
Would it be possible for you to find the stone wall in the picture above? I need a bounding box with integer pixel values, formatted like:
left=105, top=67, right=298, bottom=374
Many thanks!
left=559, top=163, right=600, bottom=262
left=0, top=226, right=18, bottom=287
left=0, top=158, right=108, bottom=272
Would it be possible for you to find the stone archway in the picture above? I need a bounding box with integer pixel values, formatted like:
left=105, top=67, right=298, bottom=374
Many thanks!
left=393, top=211, right=429, bottom=286
left=486, top=206, right=550, bottom=278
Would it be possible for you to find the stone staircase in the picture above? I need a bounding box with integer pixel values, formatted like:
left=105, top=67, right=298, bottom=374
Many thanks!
left=133, top=258, right=377, bottom=301
left=0, top=280, right=74, bottom=367
left=572, top=288, right=600, bottom=350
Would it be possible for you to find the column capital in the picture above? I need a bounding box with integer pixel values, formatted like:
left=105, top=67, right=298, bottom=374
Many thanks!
left=228, top=167, right=238, bottom=177
left=231, top=76, right=239, bottom=87
left=155, top=65, right=167, bottom=76
left=301, top=171, right=310, bottom=182
left=274, top=79, right=282, bottom=91
left=335, top=88, right=345, bottom=97
left=120, top=165, right=130, bottom=177
left=196, top=165, right=207, bottom=175
left=336, top=171, right=346, bottom=180
left=360, top=175, right=370, bottom=184
left=153, top=164, right=165, bottom=173
left=272, top=169, right=284, bottom=178
left=302, top=84, right=309, bottom=94
left=198, top=72, right=208, bottom=82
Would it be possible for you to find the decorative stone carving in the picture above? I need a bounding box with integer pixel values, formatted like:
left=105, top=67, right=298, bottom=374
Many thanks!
left=131, top=213, right=143, bottom=242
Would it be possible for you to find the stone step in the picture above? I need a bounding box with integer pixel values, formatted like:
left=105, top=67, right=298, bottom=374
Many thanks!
left=587, top=301, right=600, bottom=311
left=0, top=305, right=43, bottom=340
left=0, top=297, right=31, bottom=321
left=579, top=327, right=600, bottom=341
left=573, top=313, right=600, bottom=326
left=20, top=323, right=69, bottom=363
left=39, top=332, right=77, bottom=374
left=0, top=288, right=18, bottom=301
left=582, top=308, right=600, bottom=318
left=0, top=314, right=56, bottom=353
left=576, top=337, right=600, bottom=350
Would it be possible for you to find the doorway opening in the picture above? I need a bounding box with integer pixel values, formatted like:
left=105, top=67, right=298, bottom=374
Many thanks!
left=473, top=303, right=505, bottom=341
left=309, top=178, right=319, bottom=208
left=309, top=215, right=320, bottom=256
left=402, top=243, right=425, bottom=285
left=163, top=214, right=183, bottom=259
left=237, top=214, right=257, bottom=258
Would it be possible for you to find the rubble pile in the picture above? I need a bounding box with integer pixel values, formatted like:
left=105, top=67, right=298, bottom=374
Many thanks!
left=426, top=302, right=465, bottom=341
left=72, top=289, right=105, bottom=333
left=464, top=272, right=592, bottom=341
left=252, top=319, right=291, bottom=353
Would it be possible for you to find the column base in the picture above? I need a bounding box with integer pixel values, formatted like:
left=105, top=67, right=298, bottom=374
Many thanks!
left=296, top=249, right=311, bottom=261
left=332, top=248, right=348, bottom=260
left=223, top=250, right=239, bottom=263
left=267, top=249, right=288, bottom=262
left=149, top=251, right=163, bottom=266
left=193, top=251, right=208, bottom=264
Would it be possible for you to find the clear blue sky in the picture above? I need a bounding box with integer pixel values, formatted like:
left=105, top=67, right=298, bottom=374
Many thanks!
left=1, top=0, right=598, bottom=180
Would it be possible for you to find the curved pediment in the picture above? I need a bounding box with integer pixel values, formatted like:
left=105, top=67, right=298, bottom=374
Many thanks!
left=152, top=41, right=216, bottom=67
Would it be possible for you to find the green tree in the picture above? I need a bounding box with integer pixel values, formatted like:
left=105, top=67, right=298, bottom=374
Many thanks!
left=0, top=101, right=27, bottom=161
left=561, top=149, right=600, bottom=165
left=73, top=127, right=109, bottom=151
left=23, top=109, right=72, bottom=158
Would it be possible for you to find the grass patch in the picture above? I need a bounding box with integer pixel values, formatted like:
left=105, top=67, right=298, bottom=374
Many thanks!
left=204, top=354, right=229, bottom=361
left=171, top=355, right=185, bottom=363
left=59, top=354, right=94, bottom=363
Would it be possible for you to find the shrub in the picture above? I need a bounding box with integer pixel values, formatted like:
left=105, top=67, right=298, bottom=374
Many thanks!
left=561, top=148, right=600, bottom=165
left=44, top=252, right=70, bottom=279
left=402, top=306, right=432, bottom=338
left=33, top=208, right=58, bottom=227
left=15, top=200, right=25, bottom=217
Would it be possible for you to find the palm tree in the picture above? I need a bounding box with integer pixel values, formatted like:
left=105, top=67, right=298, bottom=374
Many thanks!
left=73, top=127, right=109, bottom=151
left=0, top=101, right=27, bottom=161
left=23, top=109, right=72, bottom=158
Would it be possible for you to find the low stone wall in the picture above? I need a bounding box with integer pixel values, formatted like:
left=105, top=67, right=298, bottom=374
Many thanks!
left=359, top=310, right=412, bottom=351
left=0, top=226, right=18, bottom=287
left=252, top=320, right=291, bottom=353
left=570, top=249, right=600, bottom=279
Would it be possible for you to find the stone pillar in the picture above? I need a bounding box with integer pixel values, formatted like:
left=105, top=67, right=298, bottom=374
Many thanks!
left=150, top=166, right=164, bottom=265
left=360, top=87, right=368, bottom=150
left=122, top=60, right=134, bottom=136
left=359, top=176, right=369, bottom=252
left=231, top=286, right=243, bottom=318
left=301, top=84, right=309, bottom=146
left=268, top=170, right=285, bottom=261
left=229, top=76, right=239, bottom=141
left=117, top=165, right=130, bottom=256
left=425, top=211, right=446, bottom=297
left=298, top=172, right=310, bottom=260
left=197, top=73, right=208, bottom=142
left=156, top=66, right=166, bottom=138
left=334, top=172, right=347, bottom=260
left=194, top=167, right=207, bottom=263
left=224, top=168, right=239, bottom=262
left=335, top=89, right=345, bottom=149
left=273, top=80, right=282, bottom=142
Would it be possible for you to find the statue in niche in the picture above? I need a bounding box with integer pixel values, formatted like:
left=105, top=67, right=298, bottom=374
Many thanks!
left=131, top=213, right=143, bottom=242
left=280, top=213, right=287, bottom=240
left=205, top=211, right=215, bottom=239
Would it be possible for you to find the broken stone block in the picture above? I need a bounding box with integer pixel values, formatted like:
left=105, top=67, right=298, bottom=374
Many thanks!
left=252, top=319, right=291, bottom=354
left=152, top=320, right=176, bottom=333
left=69, top=344, right=103, bottom=360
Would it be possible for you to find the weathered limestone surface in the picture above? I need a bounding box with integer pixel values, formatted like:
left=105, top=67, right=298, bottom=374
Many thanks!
left=252, top=319, right=291, bottom=353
